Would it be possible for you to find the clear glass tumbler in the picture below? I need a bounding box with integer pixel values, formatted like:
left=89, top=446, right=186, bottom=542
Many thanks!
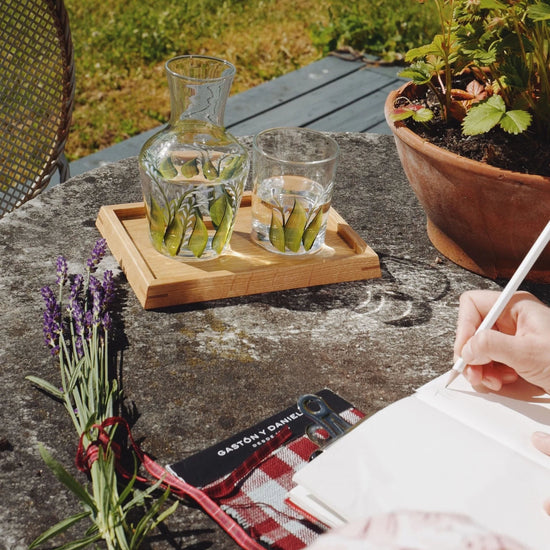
left=251, top=127, right=339, bottom=255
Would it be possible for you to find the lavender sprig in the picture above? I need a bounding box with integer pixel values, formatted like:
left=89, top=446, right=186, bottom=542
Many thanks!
left=28, top=240, right=177, bottom=550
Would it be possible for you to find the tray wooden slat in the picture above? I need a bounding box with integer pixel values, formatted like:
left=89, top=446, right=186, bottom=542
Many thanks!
left=96, top=192, right=381, bottom=309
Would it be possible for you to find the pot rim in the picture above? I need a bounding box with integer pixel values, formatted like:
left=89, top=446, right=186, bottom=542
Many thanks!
left=384, top=83, right=550, bottom=187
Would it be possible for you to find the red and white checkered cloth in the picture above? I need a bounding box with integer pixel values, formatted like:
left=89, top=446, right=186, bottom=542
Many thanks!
left=201, top=407, right=364, bottom=550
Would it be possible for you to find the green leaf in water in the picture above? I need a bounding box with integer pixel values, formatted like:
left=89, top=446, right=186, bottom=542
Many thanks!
left=212, top=199, right=233, bottom=254
left=188, top=211, right=209, bottom=257
left=159, top=156, right=178, bottom=179
left=202, top=154, right=218, bottom=180
left=148, top=197, right=167, bottom=251
left=209, top=193, right=228, bottom=228
left=163, top=211, right=185, bottom=256
left=219, top=155, right=244, bottom=179
left=269, top=211, right=285, bottom=252
left=302, top=208, right=323, bottom=251
left=180, top=157, right=199, bottom=178
left=284, top=200, right=307, bottom=252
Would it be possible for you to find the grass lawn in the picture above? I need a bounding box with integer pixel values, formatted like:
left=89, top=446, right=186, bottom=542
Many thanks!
left=64, top=0, right=437, bottom=161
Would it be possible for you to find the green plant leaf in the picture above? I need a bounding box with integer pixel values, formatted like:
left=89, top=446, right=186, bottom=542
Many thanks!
left=284, top=200, right=308, bottom=252
left=398, top=63, right=433, bottom=84
left=187, top=212, right=209, bottom=257
left=51, top=533, right=102, bottom=550
left=180, top=157, right=199, bottom=178
left=28, top=511, right=92, bottom=549
left=209, top=193, right=228, bottom=227
left=527, top=2, right=550, bottom=21
left=499, top=109, right=532, bottom=135
left=38, top=444, right=96, bottom=511
left=25, top=375, right=64, bottom=400
left=163, top=211, right=185, bottom=256
left=201, top=155, right=218, bottom=180
left=148, top=196, right=167, bottom=251
left=211, top=199, right=233, bottom=254
left=159, top=156, right=177, bottom=179
left=412, top=107, right=434, bottom=122
left=462, top=95, right=506, bottom=135
left=479, top=0, right=507, bottom=9
left=302, top=208, right=323, bottom=251
left=129, top=488, right=176, bottom=549
left=269, top=211, right=285, bottom=252
left=219, top=155, right=244, bottom=179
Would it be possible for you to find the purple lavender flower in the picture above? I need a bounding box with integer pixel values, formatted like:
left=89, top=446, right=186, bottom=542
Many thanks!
left=69, top=274, right=84, bottom=301
left=84, top=310, right=94, bottom=340
left=88, top=275, right=104, bottom=325
left=41, top=286, right=61, bottom=355
left=102, top=270, right=115, bottom=309
left=70, top=299, right=85, bottom=358
left=86, top=239, right=107, bottom=273
left=102, top=312, right=112, bottom=332
left=55, top=256, right=68, bottom=286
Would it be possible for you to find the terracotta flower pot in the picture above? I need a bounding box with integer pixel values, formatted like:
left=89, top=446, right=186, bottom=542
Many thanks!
left=384, top=83, right=550, bottom=281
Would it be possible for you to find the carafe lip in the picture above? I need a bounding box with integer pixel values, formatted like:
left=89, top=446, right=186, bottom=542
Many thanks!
left=165, top=55, right=236, bottom=83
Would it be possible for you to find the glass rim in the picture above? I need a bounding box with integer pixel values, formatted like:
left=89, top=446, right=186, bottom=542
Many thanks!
left=165, top=54, right=236, bottom=82
left=253, top=127, right=340, bottom=165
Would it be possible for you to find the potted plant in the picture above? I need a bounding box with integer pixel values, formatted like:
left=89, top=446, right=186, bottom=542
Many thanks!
left=384, top=0, right=550, bottom=280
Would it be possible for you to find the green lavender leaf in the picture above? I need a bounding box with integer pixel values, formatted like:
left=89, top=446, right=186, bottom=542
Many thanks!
left=28, top=511, right=92, bottom=549
left=38, top=444, right=96, bottom=511
left=284, top=200, right=307, bottom=252
left=25, top=375, right=64, bottom=400
left=49, top=533, right=102, bottom=549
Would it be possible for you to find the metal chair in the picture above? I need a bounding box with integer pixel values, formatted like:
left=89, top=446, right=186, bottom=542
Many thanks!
left=0, top=0, right=75, bottom=217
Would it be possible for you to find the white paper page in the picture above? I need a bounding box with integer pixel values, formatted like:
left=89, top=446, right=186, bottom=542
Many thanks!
left=292, top=396, right=550, bottom=550
left=417, top=374, right=550, bottom=468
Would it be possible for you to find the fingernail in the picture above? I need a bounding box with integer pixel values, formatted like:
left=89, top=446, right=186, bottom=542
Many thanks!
left=533, top=431, right=550, bottom=442
left=501, top=371, right=518, bottom=383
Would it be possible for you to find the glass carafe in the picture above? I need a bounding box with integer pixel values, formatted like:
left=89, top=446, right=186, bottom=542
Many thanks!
left=139, top=55, right=249, bottom=260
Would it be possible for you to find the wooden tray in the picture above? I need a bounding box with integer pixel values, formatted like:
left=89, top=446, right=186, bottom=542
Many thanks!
left=96, top=192, right=381, bottom=309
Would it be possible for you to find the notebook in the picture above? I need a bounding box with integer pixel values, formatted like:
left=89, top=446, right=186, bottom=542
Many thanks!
left=288, top=374, right=550, bottom=550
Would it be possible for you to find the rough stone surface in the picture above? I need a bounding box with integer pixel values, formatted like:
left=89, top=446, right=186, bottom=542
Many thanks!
left=1, top=133, right=549, bottom=549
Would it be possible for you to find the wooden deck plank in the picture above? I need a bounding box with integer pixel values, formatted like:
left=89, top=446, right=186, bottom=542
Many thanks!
left=228, top=67, right=401, bottom=134
left=224, top=56, right=368, bottom=127
left=307, top=82, right=403, bottom=133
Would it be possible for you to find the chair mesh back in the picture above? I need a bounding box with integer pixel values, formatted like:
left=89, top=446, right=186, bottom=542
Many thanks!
left=0, top=0, right=75, bottom=217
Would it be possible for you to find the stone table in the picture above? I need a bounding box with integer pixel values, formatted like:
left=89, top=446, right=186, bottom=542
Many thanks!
left=1, top=133, right=548, bottom=550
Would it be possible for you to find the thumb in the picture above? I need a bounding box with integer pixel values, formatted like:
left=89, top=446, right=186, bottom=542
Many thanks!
left=532, top=432, right=550, bottom=457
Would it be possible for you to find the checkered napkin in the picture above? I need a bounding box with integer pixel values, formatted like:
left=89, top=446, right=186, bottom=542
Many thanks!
left=201, top=407, right=364, bottom=550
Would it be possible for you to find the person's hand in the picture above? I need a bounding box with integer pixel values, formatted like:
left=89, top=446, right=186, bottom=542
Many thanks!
left=454, top=290, right=550, bottom=393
